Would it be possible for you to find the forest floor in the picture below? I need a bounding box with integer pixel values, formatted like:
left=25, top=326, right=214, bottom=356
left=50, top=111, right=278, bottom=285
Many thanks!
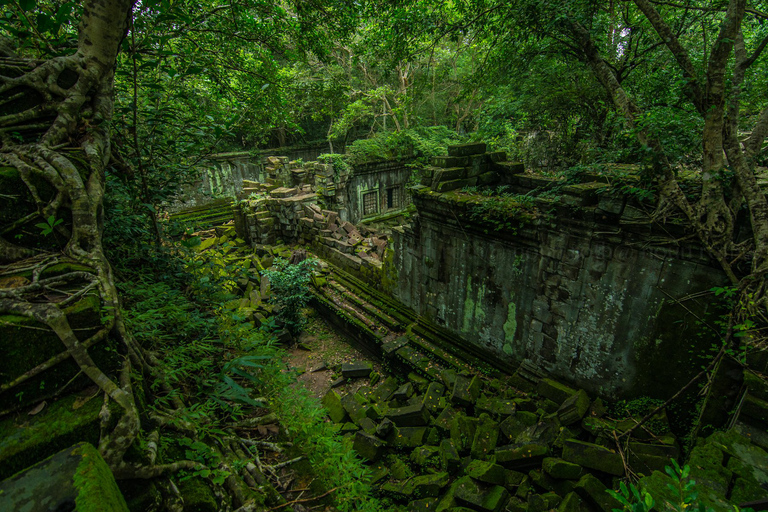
left=285, top=309, right=385, bottom=400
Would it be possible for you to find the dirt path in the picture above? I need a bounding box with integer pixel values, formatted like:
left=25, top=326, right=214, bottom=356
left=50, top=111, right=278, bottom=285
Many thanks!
left=284, top=309, right=385, bottom=400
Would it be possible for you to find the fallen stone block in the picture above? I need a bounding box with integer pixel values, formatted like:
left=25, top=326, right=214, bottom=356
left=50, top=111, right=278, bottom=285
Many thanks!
left=495, top=443, right=549, bottom=470
left=410, top=445, right=440, bottom=467
left=402, top=472, right=451, bottom=498
left=423, top=382, right=446, bottom=414
left=574, top=474, right=622, bottom=512
left=537, top=379, right=577, bottom=405
left=453, top=475, right=509, bottom=512
left=557, top=390, right=590, bottom=426
left=450, top=414, right=480, bottom=454
left=562, top=439, right=624, bottom=476
left=471, top=413, right=499, bottom=460
left=386, top=403, right=431, bottom=427
left=440, top=438, right=462, bottom=474
left=451, top=375, right=482, bottom=407
left=542, top=457, right=583, bottom=480
left=466, top=459, right=507, bottom=486
left=352, top=431, right=386, bottom=462
left=322, top=389, right=347, bottom=423
left=371, top=376, right=399, bottom=402
left=408, top=498, right=439, bottom=512
left=558, top=492, right=586, bottom=512
left=448, top=142, right=487, bottom=157
left=389, top=426, right=428, bottom=449
left=0, top=442, right=128, bottom=512
left=393, top=382, right=415, bottom=402
left=528, top=492, right=562, bottom=512
left=341, top=361, right=372, bottom=379
left=528, top=469, right=578, bottom=496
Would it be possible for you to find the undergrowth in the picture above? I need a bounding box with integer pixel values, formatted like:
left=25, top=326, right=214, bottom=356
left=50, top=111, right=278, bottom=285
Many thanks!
left=115, top=230, right=381, bottom=511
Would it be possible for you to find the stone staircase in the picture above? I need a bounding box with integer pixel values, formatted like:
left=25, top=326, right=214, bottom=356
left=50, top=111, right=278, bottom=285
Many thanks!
left=310, top=261, right=498, bottom=382
left=169, top=198, right=235, bottom=228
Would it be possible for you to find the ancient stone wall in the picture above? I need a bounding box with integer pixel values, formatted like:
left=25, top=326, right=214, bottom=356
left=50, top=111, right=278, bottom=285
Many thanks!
left=389, top=167, right=730, bottom=400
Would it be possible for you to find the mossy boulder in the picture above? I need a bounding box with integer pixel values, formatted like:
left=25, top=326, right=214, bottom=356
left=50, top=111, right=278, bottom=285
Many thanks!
left=0, top=392, right=120, bottom=480
left=0, top=442, right=128, bottom=512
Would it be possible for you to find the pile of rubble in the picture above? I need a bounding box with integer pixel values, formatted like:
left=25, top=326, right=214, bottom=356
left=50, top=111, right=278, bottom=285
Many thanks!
left=321, top=369, right=763, bottom=512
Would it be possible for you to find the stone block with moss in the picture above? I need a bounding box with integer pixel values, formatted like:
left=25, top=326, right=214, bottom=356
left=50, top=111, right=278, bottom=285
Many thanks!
left=0, top=442, right=128, bottom=511
left=0, top=392, right=120, bottom=480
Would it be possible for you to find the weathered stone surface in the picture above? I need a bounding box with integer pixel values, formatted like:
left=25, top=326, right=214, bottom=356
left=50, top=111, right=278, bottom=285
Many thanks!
left=451, top=375, right=482, bottom=407
left=573, top=474, right=622, bottom=512
left=528, top=469, right=577, bottom=496
left=385, top=403, right=430, bottom=427
left=500, top=411, right=538, bottom=443
left=476, top=396, right=516, bottom=419
left=371, top=377, right=399, bottom=402
left=423, top=382, right=446, bottom=414
left=562, top=440, right=624, bottom=476
left=538, top=379, right=577, bottom=405
left=341, top=361, right=372, bottom=378
left=393, top=382, right=415, bottom=402
left=440, top=438, right=462, bottom=474
left=376, top=418, right=395, bottom=438
left=389, top=426, right=428, bottom=449
left=448, top=142, right=487, bottom=157
left=558, top=492, right=586, bottom=512
left=495, top=443, right=549, bottom=469
left=352, top=431, right=387, bottom=462
left=542, top=457, right=583, bottom=480
left=341, top=393, right=370, bottom=425
left=410, top=445, right=440, bottom=467
left=528, top=492, right=562, bottom=512
left=450, top=414, right=480, bottom=453
left=434, top=406, right=457, bottom=432
left=402, top=472, right=451, bottom=498
left=465, top=459, right=506, bottom=486
left=0, top=442, right=128, bottom=512
left=453, top=475, right=509, bottom=512
left=471, top=413, right=499, bottom=460
left=557, top=390, right=590, bottom=426
left=408, top=497, right=439, bottom=512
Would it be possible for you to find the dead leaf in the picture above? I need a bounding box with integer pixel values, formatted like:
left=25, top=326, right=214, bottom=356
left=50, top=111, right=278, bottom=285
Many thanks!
left=0, top=276, right=30, bottom=289
left=28, top=401, right=46, bottom=416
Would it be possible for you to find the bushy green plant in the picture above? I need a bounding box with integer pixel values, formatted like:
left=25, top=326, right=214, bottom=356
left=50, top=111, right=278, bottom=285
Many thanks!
left=262, top=257, right=316, bottom=335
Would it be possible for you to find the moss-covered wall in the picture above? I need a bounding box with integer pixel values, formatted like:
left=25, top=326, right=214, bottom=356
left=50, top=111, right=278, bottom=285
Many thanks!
left=390, top=186, right=727, bottom=399
left=346, top=160, right=413, bottom=225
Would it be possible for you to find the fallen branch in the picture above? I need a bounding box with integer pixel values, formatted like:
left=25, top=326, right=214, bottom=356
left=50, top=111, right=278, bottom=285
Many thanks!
left=268, top=487, right=338, bottom=511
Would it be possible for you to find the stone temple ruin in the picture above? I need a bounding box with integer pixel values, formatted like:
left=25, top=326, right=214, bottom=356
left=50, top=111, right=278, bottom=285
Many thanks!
left=4, top=141, right=768, bottom=512
left=210, top=140, right=768, bottom=510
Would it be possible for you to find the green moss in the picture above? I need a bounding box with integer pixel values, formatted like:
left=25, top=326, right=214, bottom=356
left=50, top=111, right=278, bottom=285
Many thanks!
left=0, top=393, right=120, bottom=480
left=73, top=442, right=129, bottom=511
left=177, top=477, right=220, bottom=512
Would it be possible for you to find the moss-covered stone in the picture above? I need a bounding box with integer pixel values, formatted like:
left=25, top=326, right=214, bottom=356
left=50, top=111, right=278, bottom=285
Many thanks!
left=0, top=393, right=119, bottom=480
left=322, top=389, right=347, bottom=423
left=410, top=445, right=440, bottom=467
left=0, top=442, right=128, bottom=512
left=562, top=440, right=623, bottom=476
left=537, top=379, right=577, bottom=405
left=471, top=413, right=499, bottom=460
left=495, top=443, right=549, bottom=470
left=573, top=474, right=621, bottom=512
left=466, top=459, right=506, bottom=486
left=453, top=475, right=509, bottom=512
left=542, top=457, right=583, bottom=480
